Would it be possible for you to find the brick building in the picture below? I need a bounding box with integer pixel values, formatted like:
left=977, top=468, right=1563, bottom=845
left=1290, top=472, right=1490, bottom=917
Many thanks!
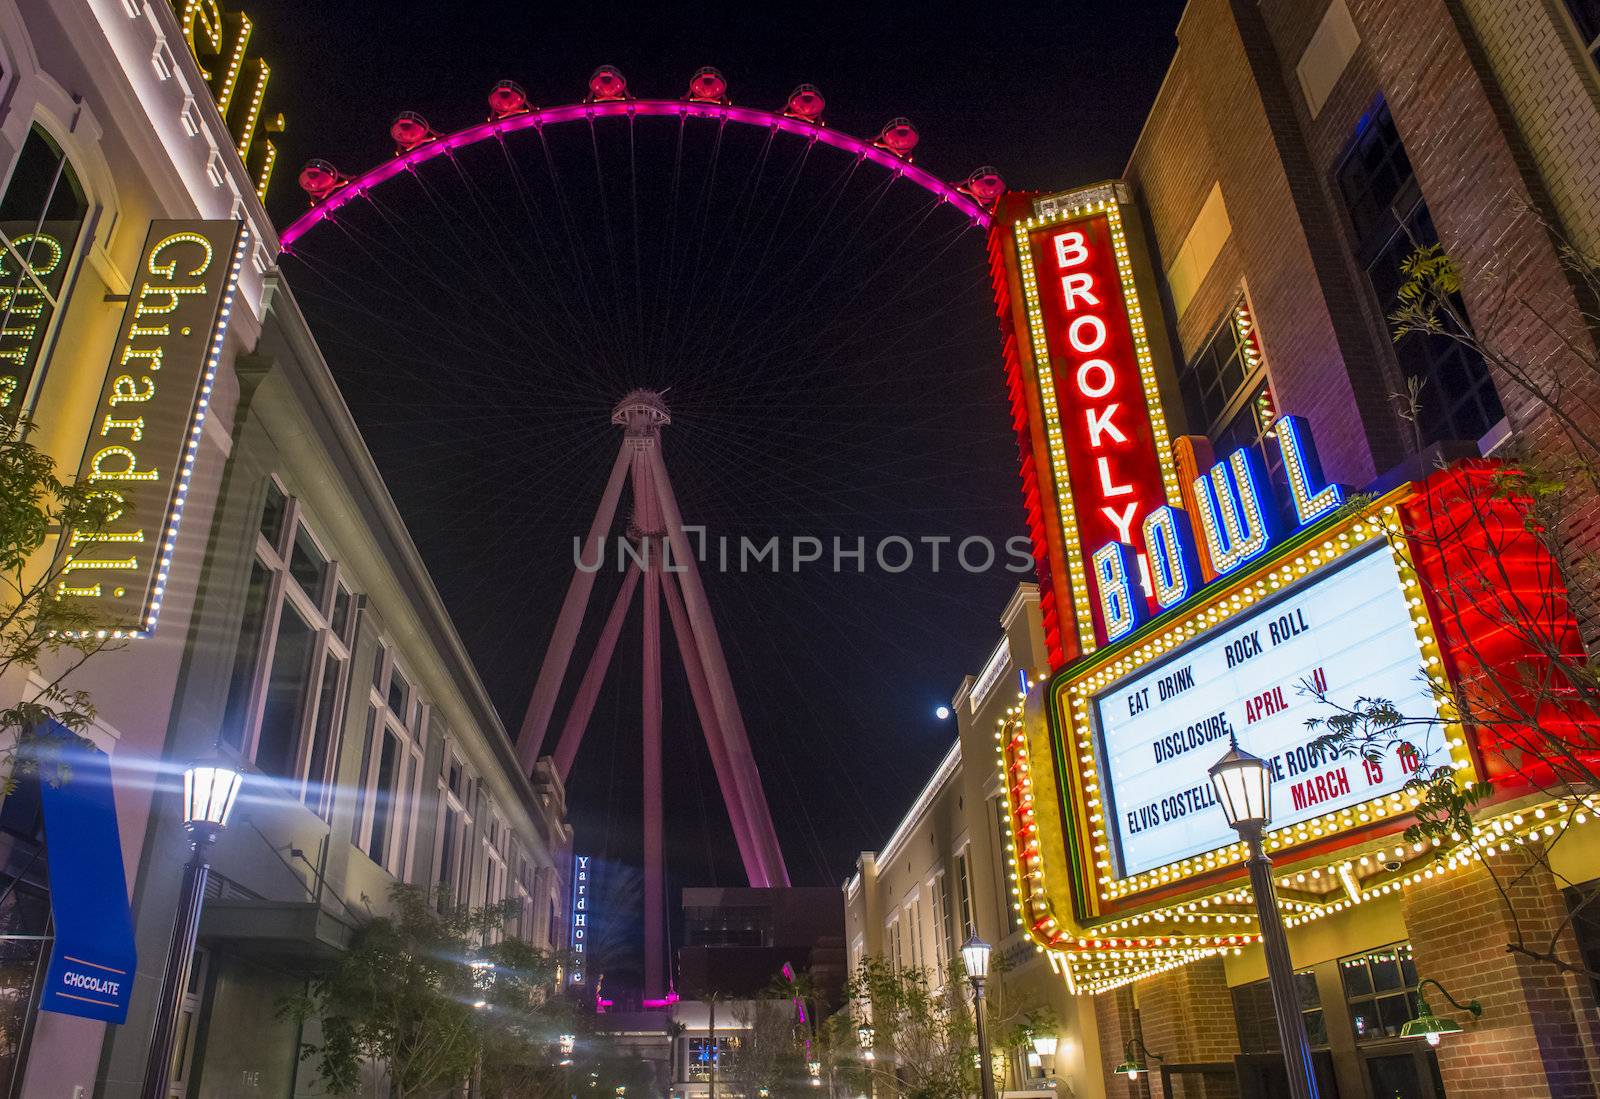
left=983, top=2, right=1600, bottom=1098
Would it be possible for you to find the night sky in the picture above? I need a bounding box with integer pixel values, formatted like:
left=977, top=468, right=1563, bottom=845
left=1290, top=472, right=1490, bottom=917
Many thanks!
left=246, top=0, right=1187, bottom=986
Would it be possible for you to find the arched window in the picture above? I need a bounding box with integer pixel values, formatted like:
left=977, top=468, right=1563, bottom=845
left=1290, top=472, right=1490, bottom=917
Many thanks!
left=0, top=125, right=87, bottom=414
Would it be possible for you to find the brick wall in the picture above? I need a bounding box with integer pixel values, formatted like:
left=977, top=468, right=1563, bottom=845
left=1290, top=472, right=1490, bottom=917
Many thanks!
left=1402, top=841, right=1600, bottom=1098
left=1133, top=955, right=1241, bottom=1099
left=1459, top=0, right=1600, bottom=258
left=1346, top=0, right=1600, bottom=629
left=1128, top=0, right=1405, bottom=490
left=1095, top=986, right=1151, bottom=1099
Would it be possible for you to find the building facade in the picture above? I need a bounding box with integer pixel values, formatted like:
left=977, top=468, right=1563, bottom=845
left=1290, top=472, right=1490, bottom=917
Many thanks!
left=985, top=2, right=1600, bottom=1099
left=0, top=1, right=571, bottom=1095
left=844, top=585, right=1105, bottom=1099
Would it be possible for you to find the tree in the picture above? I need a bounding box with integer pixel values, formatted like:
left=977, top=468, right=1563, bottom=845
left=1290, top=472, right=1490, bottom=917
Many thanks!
left=840, top=957, right=978, bottom=1099
left=1307, top=225, right=1600, bottom=981
left=283, top=883, right=567, bottom=1098
left=724, top=998, right=808, bottom=1099
left=0, top=414, right=118, bottom=782
left=477, top=934, right=580, bottom=1099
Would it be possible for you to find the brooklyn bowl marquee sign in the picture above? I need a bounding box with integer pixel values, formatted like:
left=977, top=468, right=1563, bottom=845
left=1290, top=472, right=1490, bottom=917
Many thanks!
left=987, top=183, right=1589, bottom=993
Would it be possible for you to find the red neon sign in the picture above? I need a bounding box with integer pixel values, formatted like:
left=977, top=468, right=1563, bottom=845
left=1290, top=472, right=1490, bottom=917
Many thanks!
left=1028, top=214, right=1169, bottom=644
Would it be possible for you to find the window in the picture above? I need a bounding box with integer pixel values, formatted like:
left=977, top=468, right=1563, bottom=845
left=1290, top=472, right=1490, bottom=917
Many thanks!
left=1340, top=942, right=1421, bottom=1042
left=991, top=799, right=1021, bottom=935
left=1233, top=968, right=1326, bottom=1051
left=168, top=949, right=209, bottom=1097
left=221, top=481, right=354, bottom=812
left=687, top=1037, right=739, bottom=1082
left=367, top=729, right=403, bottom=864
left=259, top=479, right=287, bottom=550
left=906, top=895, right=923, bottom=969
left=1181, top=299, right=1286, bottom=488
left=435, top=742, right=473, bottom=906
left=220, top=562, right=273, bottom=751
left=1180, top=301, right=1258, bottom=435
left=1337, top=102, right=1503, bottom=446
left=1562, top=0, right=1600, bottom=69
left=885, top=916, right=902, bottom=969
left=482, top=807, right=510, bottom=939
left=955, top=848, right=977, bottom=940
left=930, top=871, right=953, bottom=978
left=1215, top=381, right=1287, bottom=517
left=357, top=645, right=427, bottom=879
left=1565, top=880, right=1600, bottom=1006
left=0, top=125, right=87, bottom=413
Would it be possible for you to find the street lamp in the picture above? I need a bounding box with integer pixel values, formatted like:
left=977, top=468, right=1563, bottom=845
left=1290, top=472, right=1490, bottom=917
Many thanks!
left=140, top=763, right=243, bottom=1099
left=1113, top=1038, right=1163, bottom=1080
left=961, top=936, right=996, bottom=1099
left=1208, top=740, right=1320, bottom=1099
left=1401, top=979, right=1481, bottom=1046
left=858, top=1023, right=875, bottom=1061
left=1030, top=1032, right=1057, bottom=1080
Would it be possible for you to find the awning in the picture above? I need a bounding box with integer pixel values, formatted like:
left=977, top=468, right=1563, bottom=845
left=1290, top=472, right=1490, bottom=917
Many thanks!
left=35, top=722, right=137, bottom=1024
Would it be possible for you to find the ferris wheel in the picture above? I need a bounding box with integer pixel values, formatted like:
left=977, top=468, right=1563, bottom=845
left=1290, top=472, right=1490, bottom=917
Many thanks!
left=274, top=67, right=1021, bottom=905
left=281, top=66, right=1002, bottom=250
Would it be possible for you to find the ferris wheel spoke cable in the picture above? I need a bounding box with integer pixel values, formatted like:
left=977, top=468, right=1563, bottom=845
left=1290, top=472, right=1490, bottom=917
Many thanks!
left=289, top=242, right=579, bottom=384
left=721, top=583, right=899, bottom=847
left=675, top=118, right=732, bottom=342
left=585, top=118, right=632, bottom=363
left=331, top=191, right=592, bottom=377
left=690, top=168, right=910, bottom=380
left=530, top=124, right=630, bottom=378
left=404, top=165, right=603, bottom=377
left=446, top=149, right=599, bottom=360
left=688, top=155, right=869, bottom=370
left=494, top=133, right=609, bottom=357
left=672, top=123, right=782, bottom=371
left=704, top=200, right=977, bottom=380
left=626, top=120, right=647, bottom=357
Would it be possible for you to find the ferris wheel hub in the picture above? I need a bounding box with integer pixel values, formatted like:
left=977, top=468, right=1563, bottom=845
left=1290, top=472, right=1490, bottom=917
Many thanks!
left=612, top=389, right=672, bottom=435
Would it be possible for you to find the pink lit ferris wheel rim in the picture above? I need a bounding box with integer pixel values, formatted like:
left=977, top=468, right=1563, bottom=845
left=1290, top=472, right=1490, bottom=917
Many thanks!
left=278, top=99, right=992, bottom=251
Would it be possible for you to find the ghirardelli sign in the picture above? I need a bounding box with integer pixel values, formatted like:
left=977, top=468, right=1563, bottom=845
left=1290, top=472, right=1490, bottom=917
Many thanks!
left=58, top=220, right=247, bottom=637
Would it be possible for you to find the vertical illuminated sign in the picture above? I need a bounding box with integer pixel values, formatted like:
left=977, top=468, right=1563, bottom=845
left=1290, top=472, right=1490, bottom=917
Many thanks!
left=58, top=220, right=246, bottom=637
left=569, top=854, right=589, bottom=985
left=1006, top=187, right=1181, bottom=654
left=168, top=1, right=284, bottom=200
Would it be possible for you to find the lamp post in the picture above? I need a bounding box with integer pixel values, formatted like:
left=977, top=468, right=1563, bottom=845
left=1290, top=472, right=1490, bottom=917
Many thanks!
left=961, top=936, right=996, bottom=1099
left=141, top=763, right=243, bottom=1099
left=1209, top=740, right=1319, bottom=1099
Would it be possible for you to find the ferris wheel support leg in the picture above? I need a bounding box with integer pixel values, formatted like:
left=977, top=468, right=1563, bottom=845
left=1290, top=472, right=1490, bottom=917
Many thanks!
left=660, top=565, right=765, bottom=885
left=552, top=563, right=642, bottom=782
left=642, top=556, right=667, bottom=1003
left=516, top=443, right=633, bottom=774
left=645, top=444, right=791, bottom=888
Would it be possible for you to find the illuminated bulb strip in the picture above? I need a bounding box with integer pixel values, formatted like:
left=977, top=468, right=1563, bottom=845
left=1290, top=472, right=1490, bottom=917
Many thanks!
left=236, top=59, right=270, bottom=161
left=1104, top=202, right=1182, bottom=508
left=255, top=141, right=278, bottom=202
left=214, top=11, right=253, bottom=117
left=1032, top=800, right=1598, bottom=995
left=1013, top=218, right=1096, bottom=653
